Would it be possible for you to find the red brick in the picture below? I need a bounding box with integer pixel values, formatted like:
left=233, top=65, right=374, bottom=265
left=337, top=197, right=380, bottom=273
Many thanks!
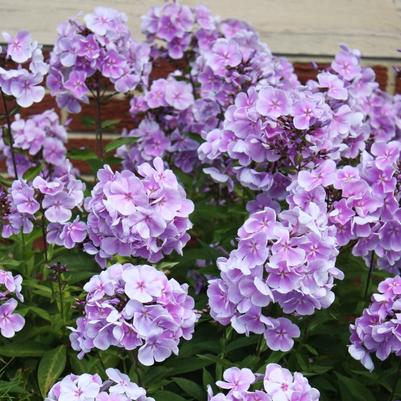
left=67, top=97, right=133, bottom=133
left=293, top=62, right=330, bottom=84
left=395, top=71, right=401, bottom=94
left=372, top=65, right=388, bottom=91
left=294, top=62, right=388, bottom=90
left=0, top=94, right=60, bottom=120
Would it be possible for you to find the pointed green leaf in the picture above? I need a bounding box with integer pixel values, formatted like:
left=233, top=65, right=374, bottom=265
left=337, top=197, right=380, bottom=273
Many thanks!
left=0, top=342, right=48, bottom=357
left=38, top=345, right=66, bottom=397
left=172, top=377, right=204, bottom=401
left=104, top=136, right=138, bottom=153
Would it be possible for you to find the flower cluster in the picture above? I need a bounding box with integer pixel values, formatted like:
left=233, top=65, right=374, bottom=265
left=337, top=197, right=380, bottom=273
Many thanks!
left=0, top=31, right=48, bottom=107
left=142, top=2, right=215, bottom=59
left=70, top=263, right=198, bottom=365
left=46, top=368, right=154, bottom=401
left=208, top=364, right=320, bottom=401
left=0, top=110, right=71, bottom=178
left=84, top=157, right=193, bottom=266
left=198, top=45, right=383, bottom=190
left=1, top=173, right=86, bottom=249
left=327, top=141, right=401, bottom=273
left=349, top=276, right=401, bottom=371
left=47, top=7, right=150, bottom=113
left=117, top=77, right=199, bottom=173
left=208, top=178, right=343, bottom=351
left=119, top=2, right=298, bottom=175
left=0, top=269, right=24, bottom=338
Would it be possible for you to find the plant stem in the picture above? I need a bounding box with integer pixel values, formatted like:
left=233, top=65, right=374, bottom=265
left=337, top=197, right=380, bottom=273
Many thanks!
left=129, top=351, right=142, bottom=386
left=94, top=75, right=103, bottom=161
left=40, top=205, right=48, bottom=265
left=388, top=358, right=401, bottom=401
left=57, top=273, right=65, bottom=328
left=364, top=252, right=375, bottom=302
left=256, top=335, right=265, bottom=357
left=1, top=89, right=18, bottom=180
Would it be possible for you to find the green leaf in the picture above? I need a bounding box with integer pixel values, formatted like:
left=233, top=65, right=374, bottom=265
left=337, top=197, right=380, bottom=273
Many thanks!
left=302, top=344, right=319, bottom=356
left=172, top=378, right=204, bottom=401
left=19, top=306, right=51, bottom=321
left=101, top=119, right=121, bottom=129
left=0, top=258, right=22, bottom=268
left=335, top=373, right=375, bottom=401
left=0, top=342, right=48, bottom=357
left=104, top=136, right=138, bottom=153
left=69, top=148, right=98, bottom=161
left=81, top=116, right=95, bottom=127
left=0, top=379, right=28, bottom=395
left=185, top=131, right=203, bottom=143
left=153, top=391, right=187, bottom=401
left=164, top=356, right=214, bottom=375
left=69, top=352, right=105, bottom=376
left=23, top=163, right=43, bottom=181
left=202, top=368, right=214, bottom=388
left=37, top=345, right=67, bottom=397
left=23, top=279, right=53, bottom=299
left=53, top=250, right=98, bottom=272
left=142, top=366, right=172, bottom=386
left=226, top=336, right=259, bottom=353
left=157, top=261, right=180, bottom=271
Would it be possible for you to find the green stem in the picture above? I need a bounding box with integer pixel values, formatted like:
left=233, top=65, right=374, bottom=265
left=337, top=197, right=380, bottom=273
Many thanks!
left=388, top=358, right=401, bottom=401
left=58, top=275, right=65, bottom=325
left=40, top=206, right=48, bottom=265
left=129, top=351, right=142, bottom=386
left=1, top=89, right=18, bottom=180
left=94, top=75, right=103, bottom=162
left=364, top=252, right=375, bottom=302
left=256, top=335, right=264, bottom=357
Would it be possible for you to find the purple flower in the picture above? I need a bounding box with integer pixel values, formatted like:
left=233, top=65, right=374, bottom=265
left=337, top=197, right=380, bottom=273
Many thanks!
left=256, top=87, right=290, bottom=119
left=58, top=374, right=100, bottom=401
left=349, top=276, right=401, bottom=370
left=138, top=334, right=178, bottom=366
left=70, top=263, right=198, bottom=365
left=101, top=50, right=125, bottom=79
left=271, top=230, right=306, bottom=267
left=264, top=363, right=294, bottom=401
left=48, top=7, right=150, bottom=112
left=332, top=46, right=360, bottom=81
left=165, top=80, right=194, bottom=110
left=33, top=176, right=64, bottom=195
left=264, top=317, right=300, bottom=352
left=292, top=99, right=317, bottom=130
left=122, top=265, right=164, bottom=302
left=216, top=367, right=255, bottom=394
left=371, top=141, right=400, bottom=171
left=106, top=368, right=146, bottom=399
left=379, top=221, right=401, bottom=252
left=237, top=232, right=269, bottom=267
left=60, top=218, right=87, bottom=249
left=11, top=181, right=39, bottom=215
left=298, top=160, right=336, bottom=191
left=43, top=192, right=75, bottom=223
left=84, top=7, right=123, bottom=36
left=9, top=71, right=45, bottom=107
left=266, top=261, right=300, bottom=292
left=318, top=72, right=348, bottom=100
left=84, top=158, right=193, bottom=264
left=0, top=299, right=25, bottom=338
left=64, top=71, right=89, bottom=99
left=205, top=38, right=242, bottom=76
left=207, top=364, right=319, bottom=401
left=3, top=31, right=33, bottom=63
